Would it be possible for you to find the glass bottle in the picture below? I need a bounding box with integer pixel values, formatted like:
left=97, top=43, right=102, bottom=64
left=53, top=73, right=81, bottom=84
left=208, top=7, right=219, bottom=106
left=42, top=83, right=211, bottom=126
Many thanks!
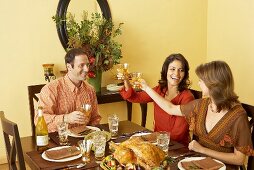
left=35, top=106, right=48, bottom=153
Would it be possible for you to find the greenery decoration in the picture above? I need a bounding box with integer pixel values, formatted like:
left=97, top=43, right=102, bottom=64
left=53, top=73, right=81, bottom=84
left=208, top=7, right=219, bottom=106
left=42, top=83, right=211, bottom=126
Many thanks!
left=53, top=11, right=123, bottom=78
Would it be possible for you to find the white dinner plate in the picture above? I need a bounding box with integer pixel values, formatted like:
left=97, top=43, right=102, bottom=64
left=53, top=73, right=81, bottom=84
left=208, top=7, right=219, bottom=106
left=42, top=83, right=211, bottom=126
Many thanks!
left=178, top=157, right=226, bottom=170
left=85, top=130, right=111, bottom=141
left=130, top=132, right=157, bottom=144
left=106, top=84, right=123, bottom=92
left=130, top=132, right=152, bottom=138
left=68, top=126, right=100, bottom=138
left=42, top=146, right=82, bottom=162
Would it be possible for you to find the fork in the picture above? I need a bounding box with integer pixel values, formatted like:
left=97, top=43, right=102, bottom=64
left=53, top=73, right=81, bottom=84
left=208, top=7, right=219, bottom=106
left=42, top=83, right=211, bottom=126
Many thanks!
left=171, top=152, right=197, bottom=159
left=54, top=163, right=86, bottom=170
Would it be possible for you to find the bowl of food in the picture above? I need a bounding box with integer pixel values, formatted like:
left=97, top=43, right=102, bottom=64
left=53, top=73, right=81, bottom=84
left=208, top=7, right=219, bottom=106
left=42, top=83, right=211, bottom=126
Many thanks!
left=85, top=131, right=111, bottom=142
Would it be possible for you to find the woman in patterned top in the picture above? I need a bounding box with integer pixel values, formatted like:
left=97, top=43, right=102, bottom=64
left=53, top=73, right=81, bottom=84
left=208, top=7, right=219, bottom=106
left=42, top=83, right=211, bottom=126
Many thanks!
left=141, top=60, right=253, bottom=169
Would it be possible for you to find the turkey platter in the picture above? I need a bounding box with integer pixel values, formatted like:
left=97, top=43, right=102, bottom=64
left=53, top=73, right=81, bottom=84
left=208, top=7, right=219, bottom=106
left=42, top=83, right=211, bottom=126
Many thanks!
left=109, top=137, right=166, bottom=169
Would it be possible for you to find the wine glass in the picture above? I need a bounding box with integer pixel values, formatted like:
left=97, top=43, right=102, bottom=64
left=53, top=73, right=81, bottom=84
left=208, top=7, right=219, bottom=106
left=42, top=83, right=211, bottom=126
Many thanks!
left=80, top=104, right=92, bottom=116
left=116, top=63, right=129, bottom=80
left=123, top=63, right=129, bottom=74
left=130, top=72, right=143, bottom=90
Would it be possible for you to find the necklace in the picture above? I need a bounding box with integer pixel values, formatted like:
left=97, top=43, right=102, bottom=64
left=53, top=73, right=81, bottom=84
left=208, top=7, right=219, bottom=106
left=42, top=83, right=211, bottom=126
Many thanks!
left=209, top=103, right=218, bottom=113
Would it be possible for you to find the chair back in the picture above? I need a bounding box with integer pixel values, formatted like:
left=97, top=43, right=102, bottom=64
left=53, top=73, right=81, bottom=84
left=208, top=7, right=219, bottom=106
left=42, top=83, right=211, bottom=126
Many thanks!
left=190, top=89, right=202, bottom=99
left=241, top=103, right=254, bottom=170
left=0, top=111, right=26, bottom=170
left=28, top=84, right=45, bottom=136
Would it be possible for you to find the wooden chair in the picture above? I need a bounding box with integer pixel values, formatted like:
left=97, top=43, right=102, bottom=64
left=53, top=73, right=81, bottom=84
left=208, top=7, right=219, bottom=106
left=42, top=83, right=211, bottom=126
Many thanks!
left=241, top=103, right=254, bottom=170
left=28, top=84, right=45, bottom=136
left=190, top=88, right=202, bottom=99
left=0, top=111, right=26, bottom=170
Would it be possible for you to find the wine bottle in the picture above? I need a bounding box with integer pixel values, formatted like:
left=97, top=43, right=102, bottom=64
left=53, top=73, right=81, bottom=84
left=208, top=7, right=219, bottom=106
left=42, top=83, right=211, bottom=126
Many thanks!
left=35, top=106, right=48, bottom=153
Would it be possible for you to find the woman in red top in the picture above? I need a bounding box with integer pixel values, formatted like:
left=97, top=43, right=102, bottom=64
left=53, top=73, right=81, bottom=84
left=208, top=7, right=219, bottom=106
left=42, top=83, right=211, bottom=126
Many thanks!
left=120, top=54, right=194, bottom=145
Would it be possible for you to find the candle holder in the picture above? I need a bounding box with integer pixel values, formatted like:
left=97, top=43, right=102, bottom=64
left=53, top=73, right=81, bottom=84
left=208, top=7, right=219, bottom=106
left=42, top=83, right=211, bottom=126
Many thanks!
left=42, top=64, right=56, bottom=82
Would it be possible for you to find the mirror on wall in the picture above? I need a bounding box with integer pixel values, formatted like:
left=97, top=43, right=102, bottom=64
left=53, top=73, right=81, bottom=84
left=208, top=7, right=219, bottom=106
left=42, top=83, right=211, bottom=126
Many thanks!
left=68, top=0, right=100, bottom=16
left=55, top=0, right=111, bottom=50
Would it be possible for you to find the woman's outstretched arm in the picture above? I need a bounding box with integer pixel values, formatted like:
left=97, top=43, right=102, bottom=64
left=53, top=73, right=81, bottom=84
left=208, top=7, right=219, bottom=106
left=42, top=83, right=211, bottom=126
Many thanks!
left=141, top=80, right=183, bottom=116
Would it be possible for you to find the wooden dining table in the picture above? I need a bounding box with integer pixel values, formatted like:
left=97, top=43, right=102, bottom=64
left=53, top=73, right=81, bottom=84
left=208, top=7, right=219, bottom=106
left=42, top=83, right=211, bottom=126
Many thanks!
left=21, top=121, right=201, bottom=170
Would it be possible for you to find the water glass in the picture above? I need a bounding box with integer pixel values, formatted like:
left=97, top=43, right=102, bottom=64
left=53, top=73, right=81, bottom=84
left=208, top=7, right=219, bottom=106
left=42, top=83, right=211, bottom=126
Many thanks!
left=108, top=114, right=119, bottom=138
left=78, top=139, right=92, bottom=163
left=157, top=131, right=170, bottom=154
left=57, top=122, right=69, bottom=145
left=93, top=134, right=106, bottom=161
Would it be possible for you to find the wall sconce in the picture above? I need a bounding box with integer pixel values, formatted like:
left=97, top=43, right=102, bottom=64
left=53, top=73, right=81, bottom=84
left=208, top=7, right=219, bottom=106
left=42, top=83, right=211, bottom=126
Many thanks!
left=42, top=64, right=56, bottom=82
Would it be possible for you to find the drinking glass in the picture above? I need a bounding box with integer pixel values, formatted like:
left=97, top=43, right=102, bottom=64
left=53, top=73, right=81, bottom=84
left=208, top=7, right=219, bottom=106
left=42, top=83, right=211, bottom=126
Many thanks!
left=57, top=122, right=69, bottom=145
left=80, top=104, right=92, bottom=117
left=108, top=114, right=119, bottom=138
left=93, top=134, right=106, bottom=162
left=78, top=139, right=92, bottom=163
left=123, top=63, right=129, bottom=74
left=130, top=72, right=143, bottom=90
left=157, top=131, right=170, bottom=154
left=116, top=63, right=129, bottom=80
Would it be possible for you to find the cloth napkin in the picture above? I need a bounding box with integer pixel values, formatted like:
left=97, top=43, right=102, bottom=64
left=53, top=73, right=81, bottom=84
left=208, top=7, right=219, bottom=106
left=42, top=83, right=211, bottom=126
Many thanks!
left=181, top=161, right=199, bottom=170
left=181, top=157, right=224, bottom=170
left=69, top=125, right=94, bottom=136
left=45, top=146, right=80, bottom=160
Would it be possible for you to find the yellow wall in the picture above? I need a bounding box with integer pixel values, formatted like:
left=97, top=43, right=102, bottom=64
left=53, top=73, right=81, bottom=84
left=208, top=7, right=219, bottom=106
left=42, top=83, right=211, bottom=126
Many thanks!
left=207, top=0, right=254, bottom=104
left=0, top=0, right=207, bottom=163
left=108, top=0, right=207, bottom=129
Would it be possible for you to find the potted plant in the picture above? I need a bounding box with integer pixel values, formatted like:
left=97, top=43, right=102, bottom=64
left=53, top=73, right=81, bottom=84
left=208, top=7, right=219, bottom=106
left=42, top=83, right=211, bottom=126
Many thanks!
left=53, top=11, right=123, bottom=92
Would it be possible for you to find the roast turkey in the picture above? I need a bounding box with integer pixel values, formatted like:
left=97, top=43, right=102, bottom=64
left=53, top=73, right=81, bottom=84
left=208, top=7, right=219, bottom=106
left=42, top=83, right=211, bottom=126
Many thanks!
left=109, top=137, right=165, bottom=169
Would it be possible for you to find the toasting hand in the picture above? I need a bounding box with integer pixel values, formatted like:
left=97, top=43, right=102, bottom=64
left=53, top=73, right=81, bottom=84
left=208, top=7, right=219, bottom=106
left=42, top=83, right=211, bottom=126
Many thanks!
left=139, top=79, right=149, bottom=91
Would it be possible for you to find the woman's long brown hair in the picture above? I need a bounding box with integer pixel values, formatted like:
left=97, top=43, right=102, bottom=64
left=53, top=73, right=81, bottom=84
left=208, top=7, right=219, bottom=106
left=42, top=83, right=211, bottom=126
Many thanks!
left=195, top=60, right=239, bottom=112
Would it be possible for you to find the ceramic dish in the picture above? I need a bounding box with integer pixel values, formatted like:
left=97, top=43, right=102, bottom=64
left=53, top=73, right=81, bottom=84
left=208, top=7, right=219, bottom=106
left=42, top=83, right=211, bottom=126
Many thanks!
left=41, top=146, right=82, bottom=162
left=106, top=84, right=123, bottom=92
left=85, top=130, right=111, bottom=141
left=68, top=126, right=100, bottom=138
left=178, top=157, right=226, bottom=170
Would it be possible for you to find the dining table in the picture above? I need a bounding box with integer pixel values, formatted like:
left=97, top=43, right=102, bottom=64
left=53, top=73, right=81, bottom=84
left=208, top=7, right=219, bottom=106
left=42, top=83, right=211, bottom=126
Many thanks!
left=21, top=121, right=205, bottom=170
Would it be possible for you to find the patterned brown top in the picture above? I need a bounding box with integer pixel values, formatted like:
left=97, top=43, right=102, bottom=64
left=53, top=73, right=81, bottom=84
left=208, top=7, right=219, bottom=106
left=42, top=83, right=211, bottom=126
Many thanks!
left=180, top=98, right=254, bottom=156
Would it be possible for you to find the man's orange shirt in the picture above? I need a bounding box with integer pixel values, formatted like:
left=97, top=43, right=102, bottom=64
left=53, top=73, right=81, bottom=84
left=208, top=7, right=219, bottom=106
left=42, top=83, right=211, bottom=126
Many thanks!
left=35, top=75, right=101, bottom=132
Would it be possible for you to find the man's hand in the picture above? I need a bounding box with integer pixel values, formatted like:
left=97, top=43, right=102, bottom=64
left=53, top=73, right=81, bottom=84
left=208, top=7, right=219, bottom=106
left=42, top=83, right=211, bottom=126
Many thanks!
left=64, top=111, right=90, bottom=124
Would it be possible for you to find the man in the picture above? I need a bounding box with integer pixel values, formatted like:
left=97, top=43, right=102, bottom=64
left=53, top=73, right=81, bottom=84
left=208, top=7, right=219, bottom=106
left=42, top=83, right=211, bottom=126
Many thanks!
left=34, top=48, right=101, bottom=132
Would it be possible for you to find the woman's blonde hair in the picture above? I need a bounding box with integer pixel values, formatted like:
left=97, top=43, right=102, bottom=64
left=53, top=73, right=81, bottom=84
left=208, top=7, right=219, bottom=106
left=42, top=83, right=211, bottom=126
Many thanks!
left=195, top=60, right=239, bottom=111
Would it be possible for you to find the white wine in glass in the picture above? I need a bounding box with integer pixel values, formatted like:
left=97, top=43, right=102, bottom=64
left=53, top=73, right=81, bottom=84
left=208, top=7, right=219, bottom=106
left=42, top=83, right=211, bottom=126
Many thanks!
left=131, top=72, right=142, bottom=90
left=80, top=104, right=92, bottom=116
